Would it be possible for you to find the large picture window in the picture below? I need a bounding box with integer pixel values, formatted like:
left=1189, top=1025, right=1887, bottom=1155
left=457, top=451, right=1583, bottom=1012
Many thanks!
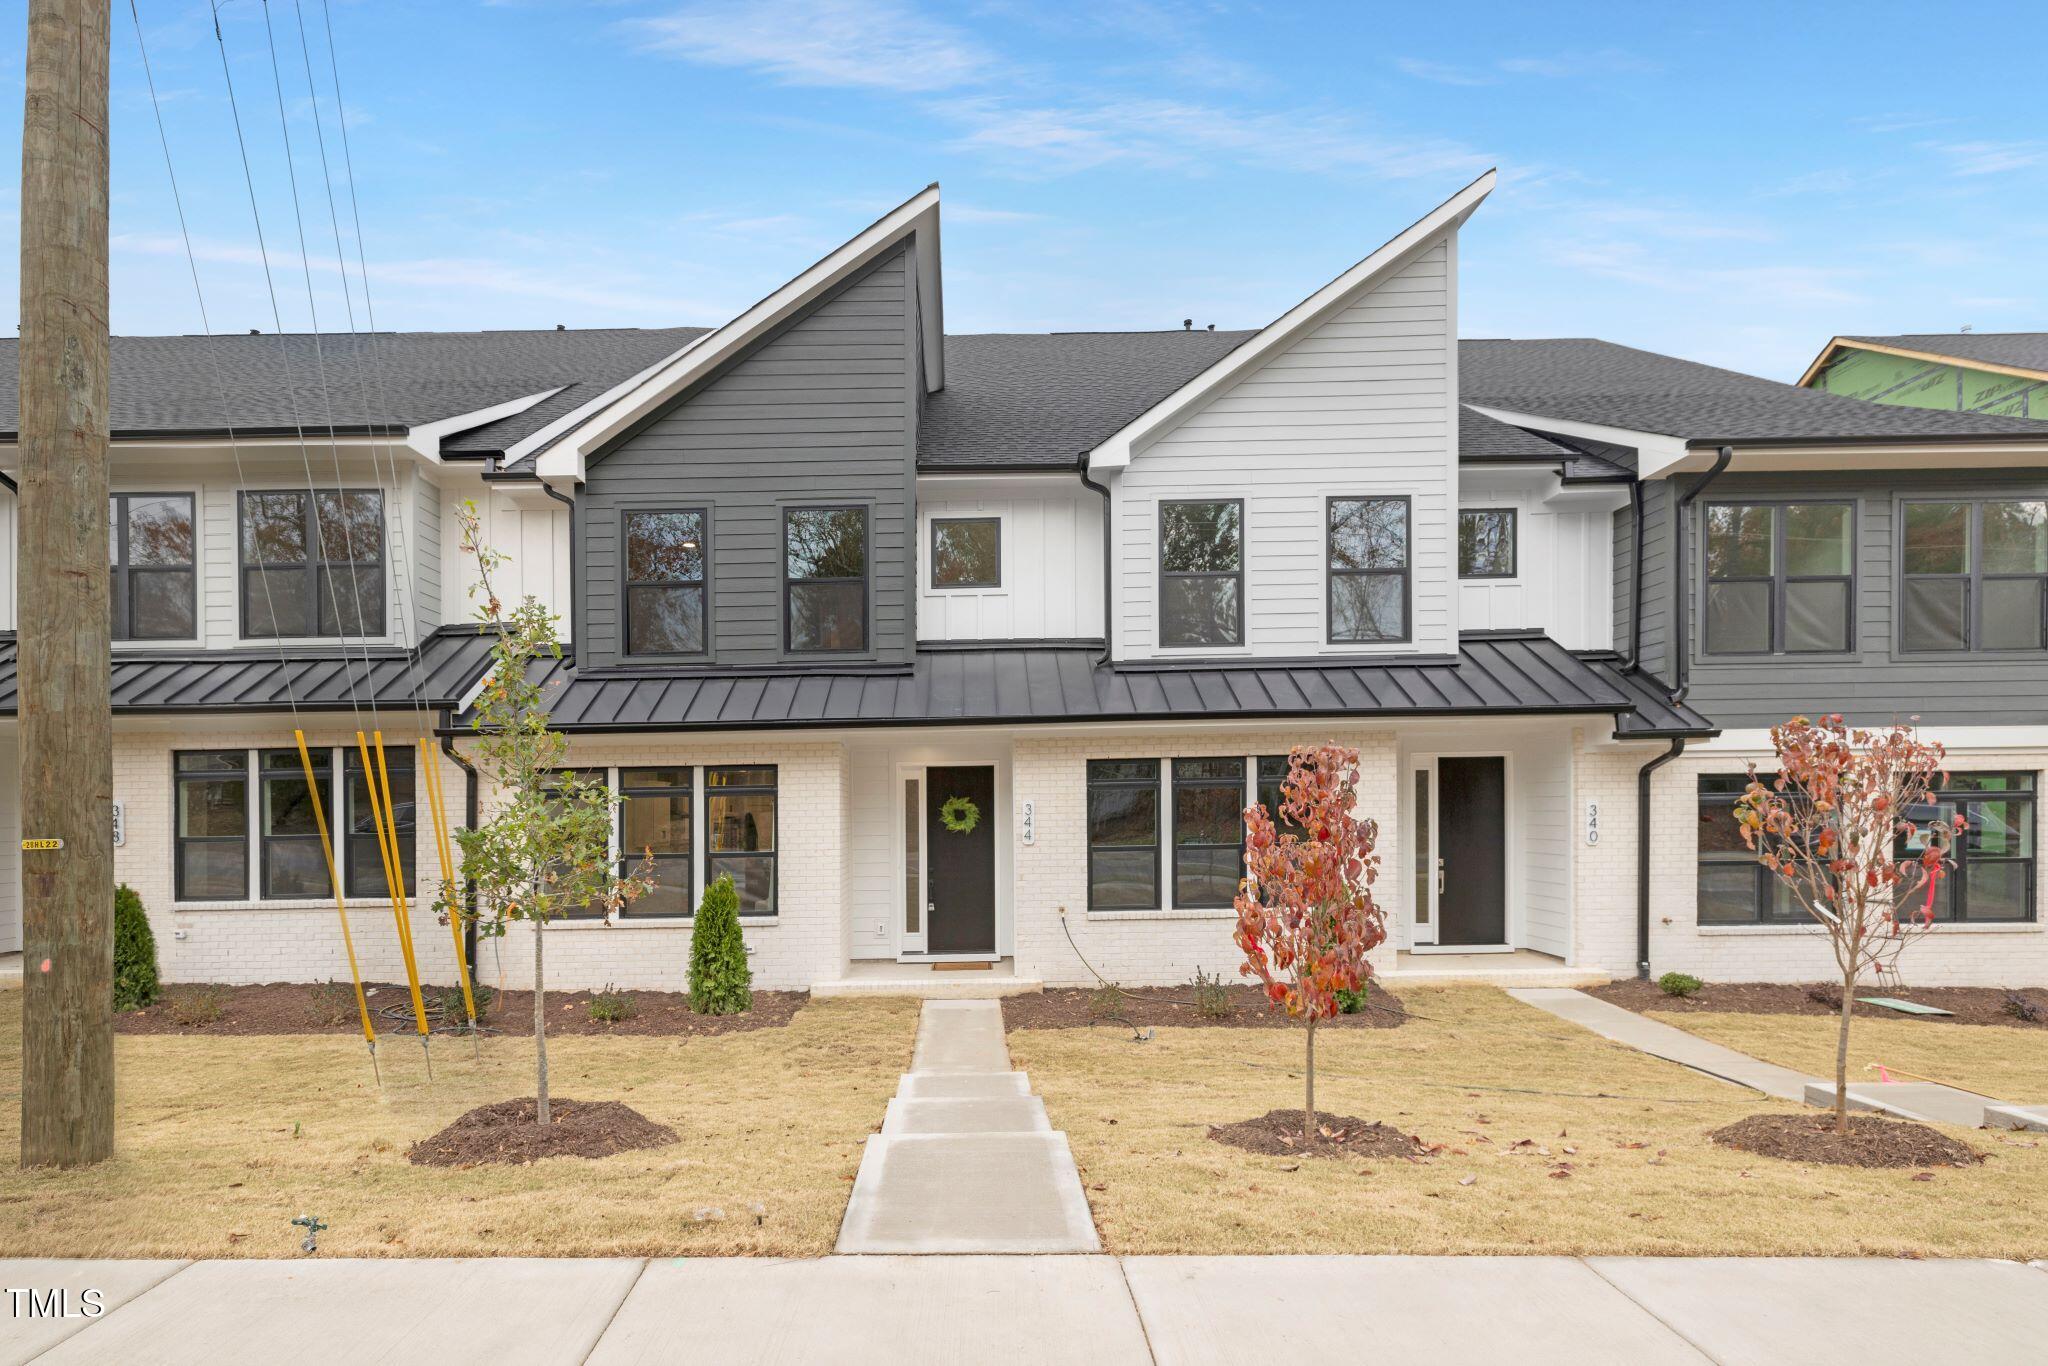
left=784, top=507, right=869, bottom=653
left=1158, top=500, right=1242, bottom=648
left=1902, top=773, right=2037, bottom=923
left=1695, top=774, right=1803, bottom=924
left=1173, top=757, right=1245, bottom=909
left=623, top=509, right=707, bottom=656
left=260, top=747, right=331, bottom=900
left=707, top=766, right=777, bottom=915
left=175, top=751, right=249, bottom=901
left=620, top=767, right=693, bottom=917
left=1087, top=760, right=1160, bottom=910
left=1901, top=499, right=2048, bottom=652
left=344, top=746, right=415, bottom=899
left=1702, top=502, right=1853, bottom=655
left=1457, top=508, right=1516, bottom=579
left=1328, top=496, right=1410, bottom=643
left=110, top=492, right=196, bottom=640
left=240, top=489, right=385, bottom=639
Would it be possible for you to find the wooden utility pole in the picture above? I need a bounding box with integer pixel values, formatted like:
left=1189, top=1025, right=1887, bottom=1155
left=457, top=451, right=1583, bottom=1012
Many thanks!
left=18, top=0, right=113, bottom=1168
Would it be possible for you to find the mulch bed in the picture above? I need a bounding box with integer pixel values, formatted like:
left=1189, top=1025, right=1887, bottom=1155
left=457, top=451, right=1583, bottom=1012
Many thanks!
left=1591, top=979, right=2048, bottom=1030
left=1710, top=1112, right=1982, bottom=1169
left=116, top=981, right=805, bottom=1037
left=407, top=1097, right=678, bottom=1166
left=1003, top=984, right=1409, bottom=1031
left=1209, top=1109, right=1432, bottom=1160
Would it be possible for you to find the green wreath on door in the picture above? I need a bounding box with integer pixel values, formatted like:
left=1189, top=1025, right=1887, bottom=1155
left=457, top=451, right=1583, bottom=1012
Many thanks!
left=938, top=794, right=981, bottom=835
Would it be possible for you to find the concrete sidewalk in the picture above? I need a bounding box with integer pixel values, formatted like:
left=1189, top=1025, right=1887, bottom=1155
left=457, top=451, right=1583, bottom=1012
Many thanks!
left=6, top=1255, right=2046, bottom=1364
left=1508, top=987, right=1819, bottom=1100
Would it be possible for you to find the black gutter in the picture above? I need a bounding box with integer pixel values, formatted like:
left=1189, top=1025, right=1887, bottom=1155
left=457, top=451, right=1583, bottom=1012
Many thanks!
left=1636, top=737, right=1687, bottom=980
left=438, top=715, right=482, bottom=984
left=1076, top=453, right=1113, bottom=667
left=1620, top=476, right=1645, bottom=672
left=540, top=479, right=581, bottom=655
left=1670, top=445, right=1733, bottom=704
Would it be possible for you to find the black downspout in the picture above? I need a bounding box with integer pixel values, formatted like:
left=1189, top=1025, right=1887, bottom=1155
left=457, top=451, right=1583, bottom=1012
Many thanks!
left=0, top=469, right=17, bottom=494
left=1076, top=453, right=1113, bottom=667
left=1636, top=736, right=1687, bottom=980
left=1620, top=476, right=1645, bottom=672
left=540, top=480, right=579, bottom=657
left=439, top=717, right=481, bottom=982
left=1671, top=445, right=1734, bottom=704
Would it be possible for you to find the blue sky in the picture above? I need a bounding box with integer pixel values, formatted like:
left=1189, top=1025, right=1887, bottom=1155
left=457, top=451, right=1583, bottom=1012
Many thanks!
left=2, top=0, right=2043, bottom=381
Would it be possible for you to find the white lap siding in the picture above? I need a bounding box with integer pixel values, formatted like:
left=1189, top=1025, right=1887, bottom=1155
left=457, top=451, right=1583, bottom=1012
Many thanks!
left=1011, top=727, right=1400, bottom=987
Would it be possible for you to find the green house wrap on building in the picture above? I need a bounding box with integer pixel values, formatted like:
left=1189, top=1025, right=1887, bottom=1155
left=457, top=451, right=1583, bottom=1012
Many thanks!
left=1801, top=333, right=2048, bottom=419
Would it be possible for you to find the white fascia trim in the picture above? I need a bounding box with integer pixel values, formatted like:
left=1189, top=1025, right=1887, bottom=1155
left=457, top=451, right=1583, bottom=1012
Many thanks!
left=1088, top=169, right=1497, bottom=472
left=1463, top=405, right=1690, bottom=478
left=1670, top=441, right=2048, bottom=475
left=404, top=387, right=567, bottom=462
left=530, top=185, right=944, bottom=485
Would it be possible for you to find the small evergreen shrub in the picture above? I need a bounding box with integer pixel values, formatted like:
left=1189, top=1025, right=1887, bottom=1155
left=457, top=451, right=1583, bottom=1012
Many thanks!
left=1189, top=967, right=1232, bottom=1019
left=1334, top=983, right=1370, bottom=1015
left=1088, top=980, right=1125, bottom=1019
left=588, top=983, right=635, bottom=1024
left=689, top=875, right=753, bottom=1015
left=1657, top=971, right=1704, bottom=999
left=112, top=884, right=160, bottom=1012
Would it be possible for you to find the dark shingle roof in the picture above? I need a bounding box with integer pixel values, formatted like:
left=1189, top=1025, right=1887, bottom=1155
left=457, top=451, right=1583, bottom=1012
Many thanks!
left=0, top=625, right=498, bottom=715
left=0, top=328, right=707, bottom=450
left=1459, top=407, right=1578, bottom=460
left=1462, top=338, right=2047, bottom=444
left=472, top=631, right=1709, bottom=740
left=1841, top=333, right=2048, bottom=377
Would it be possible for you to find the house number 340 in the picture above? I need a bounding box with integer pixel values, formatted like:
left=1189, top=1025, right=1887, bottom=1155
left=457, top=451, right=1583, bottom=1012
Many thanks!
left=1584, top=800, right=1600, bottom=846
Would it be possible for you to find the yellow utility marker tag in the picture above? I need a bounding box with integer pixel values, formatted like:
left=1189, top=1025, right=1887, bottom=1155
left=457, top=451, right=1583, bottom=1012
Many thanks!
left=21, top=838, right=63, bottom=851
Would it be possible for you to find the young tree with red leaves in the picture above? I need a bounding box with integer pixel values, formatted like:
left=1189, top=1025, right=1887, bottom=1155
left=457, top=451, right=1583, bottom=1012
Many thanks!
left=1234, top=744, right=1386, bottom=1143
left=1735, top=715, right=1959, bottom=1133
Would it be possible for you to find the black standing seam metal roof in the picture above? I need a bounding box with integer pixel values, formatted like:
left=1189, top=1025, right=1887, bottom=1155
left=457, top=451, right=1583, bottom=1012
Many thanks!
left=0, top=625, right=498, bottom=716
left=460, top=632, right=1712, bottom=739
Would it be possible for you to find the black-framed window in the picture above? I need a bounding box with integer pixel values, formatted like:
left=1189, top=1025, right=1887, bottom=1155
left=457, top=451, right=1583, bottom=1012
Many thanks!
left=620, top=766, right=693, bottom=917
left=1900, top=773, right=2037, bottom=923
left=707, top=766, right=776, bottom=915
left=175, top=751, right=249, bottom=901
left=1173, top=757, right=1245, bottom=909
left=1702, top=502, right=1853, bottom=655
left=1087, top=759, right=1160, bottom=910
left=1327, top=496, right=1409, bottom=643
left=931, top=517, right=1001, bottom=589
left=343, top=746, right=415, bottom=898
left=1696, top=774, right=1804, bottom=924
left=260, top=748, right=331, bottom=900
left=544, top=768, right=609, bottom=919
left=1458, top=508, right=1516, bottom=579
left=1255, top=753, right=1310, bottom=841
left=1901, top=499, right=2048, bottom=653
left=784, top=506, right=868, bottom=653
left=239, top=489, right=385, bottom=639
left=1159, top=500, right=1242, bottom=648
left=623, top=509, right=707, bottom=656
left=110, top=492, right=196, bottom=640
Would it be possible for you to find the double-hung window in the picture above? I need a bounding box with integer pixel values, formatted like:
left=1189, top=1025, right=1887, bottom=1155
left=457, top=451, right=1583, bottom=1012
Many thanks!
left=344, top=746, right=415, bottom=898
left=784, top=507, right=869, bottom=652
left=1702, top=502, right=1853, bottom=654
left=1695, top=774, right=1804, bottom=924
left=1158, top=500, right=1242, bottom=648
left=1902, top=773, right=2037, bottom=923
left=175, top=751, right=249, bottom=901
left=1255, top=753, right=1310, bottom=840
left=930, top=517, right=1001, bottom=589
left=706, top=766, right=777, bottom=915
left=240, top=490, right=385, bottom=638
left=1172, top=758, right=1245, bottom=909
left=620, top=767, right=693, bottom=917
left=1901, top=499, right=2048, bottom=652
left=110, top=493, right=197, bottom=640
left=260, top=747, right=331, bottom=899
left=1327, top=497, right=1410, bottom=642
left=1087, top=760, right=1160, bottom=910
left=623, top=509, right=708, bottom=656
left=1457, top=509, right=1516, bottom=579
left=544, top=768, right=608, bottom=919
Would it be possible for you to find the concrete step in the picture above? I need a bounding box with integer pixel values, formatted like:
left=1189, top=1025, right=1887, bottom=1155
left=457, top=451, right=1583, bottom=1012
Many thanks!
left=1805, top=1080, right=1990, bottom=1128
left=910, top=1000, right=1012, bottom=1073
left=1984, top=1102, right=2048, bottom=1132
left=897, top=1071, right=1031, bottom=1100
left=883, top=1095, right=1050, bottom=1136
left=812, top=975, right=1045, bottom=999
left=836, top=1132, right=1100, bottom=1255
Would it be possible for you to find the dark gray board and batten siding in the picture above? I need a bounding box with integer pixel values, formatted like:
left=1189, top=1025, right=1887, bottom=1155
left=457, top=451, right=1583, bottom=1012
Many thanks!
left=576, top=244, right=921, bottom=669
left=1619, top=468, right=2048, bottom=728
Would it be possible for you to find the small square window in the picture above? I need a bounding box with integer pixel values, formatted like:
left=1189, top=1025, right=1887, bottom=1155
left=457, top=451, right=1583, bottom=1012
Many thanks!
left=931, top=517, right=1000, bottom=589
left=1457, top=509, right=1515, bottom=578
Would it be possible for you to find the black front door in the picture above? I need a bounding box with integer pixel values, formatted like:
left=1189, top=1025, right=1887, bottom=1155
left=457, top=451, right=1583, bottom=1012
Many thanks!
left=925, top=765, right=997, bottom=953
left=1437, top=756, right=1506, bottom=946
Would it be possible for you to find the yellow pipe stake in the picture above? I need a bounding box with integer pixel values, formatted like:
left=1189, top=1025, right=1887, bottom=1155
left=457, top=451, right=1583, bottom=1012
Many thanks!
left=419, top=738, right=478, bottom=1028
left=296, top=730, right=376, bottom=1049
left=359, top=731, right=429, bottom=1038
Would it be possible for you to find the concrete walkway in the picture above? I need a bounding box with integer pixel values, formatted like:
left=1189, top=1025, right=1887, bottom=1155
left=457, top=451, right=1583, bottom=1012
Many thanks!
left=1507, top=987, right=1815, bottom=1100
left=835, top=1000, right=1098, bottom=1254
left=8, top=1255, right=2047, bottom=1364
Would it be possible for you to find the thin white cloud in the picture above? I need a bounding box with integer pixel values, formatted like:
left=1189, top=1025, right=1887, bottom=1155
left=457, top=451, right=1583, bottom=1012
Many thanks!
left=945, top=203, right=1044, bottom=223
left=1395, top=58, right=1497, bottom=87
left=1922, top=140, right=2048, bottom=176
left=629, top=0, right=988, bottom=93
left=1398, top=49, right=1654, bottom=85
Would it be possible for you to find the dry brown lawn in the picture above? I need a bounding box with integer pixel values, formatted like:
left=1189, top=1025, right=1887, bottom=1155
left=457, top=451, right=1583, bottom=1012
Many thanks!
left=1649, top=1009, right=2048, bottom=1103
left=0, top=991, right=918, bottom=1259
left=1006, top=985, right=2048, bottom=1258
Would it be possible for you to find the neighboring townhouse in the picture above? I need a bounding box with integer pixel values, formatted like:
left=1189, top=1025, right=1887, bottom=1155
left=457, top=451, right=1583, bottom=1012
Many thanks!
left=2, top=175, right=2045, bottom=993
left=1799, top=332, right=2048, bottom=419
